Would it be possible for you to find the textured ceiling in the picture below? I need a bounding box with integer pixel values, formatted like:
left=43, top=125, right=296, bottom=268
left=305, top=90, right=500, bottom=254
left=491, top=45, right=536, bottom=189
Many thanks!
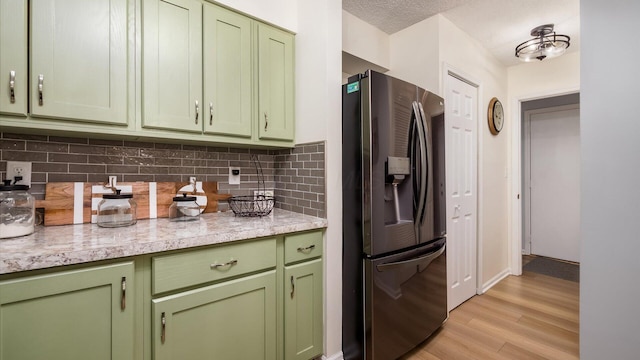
left=343, top=0, right=580, bottom=67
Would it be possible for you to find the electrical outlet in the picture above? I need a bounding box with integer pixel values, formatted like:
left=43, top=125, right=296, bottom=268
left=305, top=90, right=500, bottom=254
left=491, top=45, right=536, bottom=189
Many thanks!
left=6, top=161, right=32, bottom=187
left=229, top=167, right=241, bottom=185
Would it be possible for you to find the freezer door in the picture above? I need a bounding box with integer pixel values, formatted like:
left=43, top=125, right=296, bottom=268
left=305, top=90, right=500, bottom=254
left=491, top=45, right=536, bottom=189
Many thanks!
left=364, top=238, right=448, bottom=360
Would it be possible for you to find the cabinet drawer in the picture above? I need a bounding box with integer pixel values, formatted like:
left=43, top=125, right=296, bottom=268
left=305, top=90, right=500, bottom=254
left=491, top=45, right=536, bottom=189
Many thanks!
left=284, top=231, right=323, bottom=265
left=152, top=238, right=276, bottom=294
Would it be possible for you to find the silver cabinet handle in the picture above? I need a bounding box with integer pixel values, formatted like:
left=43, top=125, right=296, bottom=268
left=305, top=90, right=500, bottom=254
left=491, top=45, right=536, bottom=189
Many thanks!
left=195, top=100, right=199, bottom=124
left=297, top=244, right=316, bottom=253
left=210, top=259, right=238, bottom=269
left=264, top=112, right=268, bottom=131
left=290, top=275, right=295, bottom=299
left=38, top=74, right=44, bottom=106
left=121, top=277, right=126, bottom=310
left=9, top=71, right=16, bottom=103
left=161, top=312, right=166, bottom=344
left=209, top=102, right=213, bottom=125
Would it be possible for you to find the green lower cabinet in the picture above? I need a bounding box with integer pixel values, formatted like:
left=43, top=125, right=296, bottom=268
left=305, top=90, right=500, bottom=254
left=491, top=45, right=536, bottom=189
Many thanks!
left=0, top=262, right=135, bottom=360
left=284, top=259, right=323, bottom=360
left=152, top=270, right=276, bottom=360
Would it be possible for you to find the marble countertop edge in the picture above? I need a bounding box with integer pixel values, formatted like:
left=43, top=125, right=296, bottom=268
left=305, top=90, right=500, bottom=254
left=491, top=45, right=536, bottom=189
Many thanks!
left=0, top=209, right=328, bottom=275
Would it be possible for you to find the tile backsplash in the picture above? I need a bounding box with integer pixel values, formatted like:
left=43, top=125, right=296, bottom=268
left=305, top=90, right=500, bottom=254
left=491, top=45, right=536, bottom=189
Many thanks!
left=0, top=132, right=325, bottom=218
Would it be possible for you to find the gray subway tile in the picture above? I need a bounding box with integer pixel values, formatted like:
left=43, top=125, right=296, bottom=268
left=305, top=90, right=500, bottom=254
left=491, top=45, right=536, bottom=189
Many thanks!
left=0, top=139, right=26, bottom=150
left=106, top=164, right=139, bottom=174
left=48, top=173, right=88, bottom=182
left=69, top=164, right=107, bottom=174
left=27, top=141, right=69, bottom=153
left=88, top=155, right=121, bottom=165
left=3, top=150, right=48, bottom=162
left=4, top=133, right=48, bottom=141
left=69, top=144, right=107, bottom=155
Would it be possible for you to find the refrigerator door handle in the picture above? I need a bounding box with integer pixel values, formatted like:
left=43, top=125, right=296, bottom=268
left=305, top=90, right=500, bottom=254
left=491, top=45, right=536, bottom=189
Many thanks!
left=375, top=244, right=445, bottom=272
left=417, top=102, right=432, bottom=224
left=412, top=101, right=428, bottom=229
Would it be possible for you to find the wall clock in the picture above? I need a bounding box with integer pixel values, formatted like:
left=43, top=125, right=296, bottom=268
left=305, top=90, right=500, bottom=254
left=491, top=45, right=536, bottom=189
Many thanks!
left=487, top=97, right=504, bottom=135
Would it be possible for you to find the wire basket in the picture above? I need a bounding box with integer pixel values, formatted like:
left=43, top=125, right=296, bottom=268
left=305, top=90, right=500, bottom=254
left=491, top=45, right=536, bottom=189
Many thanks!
left=228, top=155, right=275, bottom=217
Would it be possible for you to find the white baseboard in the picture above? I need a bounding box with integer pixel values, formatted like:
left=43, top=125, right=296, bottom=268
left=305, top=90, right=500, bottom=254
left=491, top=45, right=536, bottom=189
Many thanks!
left=322, top=351, right=344, bottom=360
left=479, top=268, right=510, bottom=294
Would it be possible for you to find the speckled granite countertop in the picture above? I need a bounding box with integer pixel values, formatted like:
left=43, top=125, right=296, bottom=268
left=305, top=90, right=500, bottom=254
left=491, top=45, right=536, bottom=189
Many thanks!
left=0, top=209, right=327, bottom=275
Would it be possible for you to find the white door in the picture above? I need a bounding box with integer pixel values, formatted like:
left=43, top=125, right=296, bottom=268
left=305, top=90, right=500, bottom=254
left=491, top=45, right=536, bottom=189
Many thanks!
left=444, top=74, right=478, bottom=311
left=526, top=104, right=580, bottom=262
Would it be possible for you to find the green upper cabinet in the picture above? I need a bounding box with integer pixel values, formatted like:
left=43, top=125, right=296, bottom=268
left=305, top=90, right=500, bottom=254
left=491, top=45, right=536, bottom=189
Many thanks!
left=257, top=24, right=295, bottom=142
left=142, top=0, right=203, bottom=132
left=203, top=4, right=252, bottom=138
left=30, top=0, right=128, bottom=125
left=0, top=262, right=135, bottom=360
left=0, top=0, right=27, bottom=116
left=152, top=271, right=276, bottom=360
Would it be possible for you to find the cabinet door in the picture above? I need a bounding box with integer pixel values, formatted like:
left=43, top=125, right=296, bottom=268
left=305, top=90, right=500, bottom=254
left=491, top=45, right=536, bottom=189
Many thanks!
left=30, top=0, right=128, bottom=124
left=143, top=0, right=202, bottom=132
left=284, top=259, right=323, bottom=360
left=203, top=4, right=252, bottom=138
left=153, top=271, right=276, bottom=360
left=257, top=24, right=295, bottom=141
left=0, top=262, right=135, bottom=360
left=0, top=0, right=27, bottom=116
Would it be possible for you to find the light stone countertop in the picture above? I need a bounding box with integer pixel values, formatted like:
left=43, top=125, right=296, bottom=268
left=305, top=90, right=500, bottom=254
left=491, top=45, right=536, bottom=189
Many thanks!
left=0, top=209, right=327, bottom=275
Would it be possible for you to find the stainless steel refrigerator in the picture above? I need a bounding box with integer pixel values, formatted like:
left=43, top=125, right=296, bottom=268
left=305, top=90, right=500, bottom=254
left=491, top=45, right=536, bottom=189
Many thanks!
left=342, top=70, right=447, bottom=360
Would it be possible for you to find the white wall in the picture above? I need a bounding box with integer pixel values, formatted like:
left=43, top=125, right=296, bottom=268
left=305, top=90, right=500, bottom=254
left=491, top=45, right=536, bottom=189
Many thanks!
left=296, top=1, right=342, bottom=358
left=342, top=11, right=390, bottom=70
left=508, top=51, right=580, bottom=99
left=296, top=1, right=343, bottom=359
left=388, top=16, right=440, bottom=92
left=581, top=0, right=640, bottom=358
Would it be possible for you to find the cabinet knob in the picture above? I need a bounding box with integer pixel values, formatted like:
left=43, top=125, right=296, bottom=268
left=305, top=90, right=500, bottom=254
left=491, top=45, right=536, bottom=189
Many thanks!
left=9, top=71, right=16, bottom=103
left=264, top=112, right=268, bottom=131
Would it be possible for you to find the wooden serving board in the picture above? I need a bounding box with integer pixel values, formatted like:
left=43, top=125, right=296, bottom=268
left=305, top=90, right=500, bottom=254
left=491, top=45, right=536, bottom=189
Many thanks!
left=35, top=182, right=232, bottom=226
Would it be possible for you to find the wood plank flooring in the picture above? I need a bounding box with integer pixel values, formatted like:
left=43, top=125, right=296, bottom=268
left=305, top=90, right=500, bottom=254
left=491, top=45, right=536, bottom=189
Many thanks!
left=400, top=270, right=579, bottom=360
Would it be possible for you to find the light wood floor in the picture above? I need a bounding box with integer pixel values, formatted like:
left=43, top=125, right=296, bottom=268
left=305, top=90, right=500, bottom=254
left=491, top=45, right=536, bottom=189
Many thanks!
left=400, top=270, right=579, bottom=360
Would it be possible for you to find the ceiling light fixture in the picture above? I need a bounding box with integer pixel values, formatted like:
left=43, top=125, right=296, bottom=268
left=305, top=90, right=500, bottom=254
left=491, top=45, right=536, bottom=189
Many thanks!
left=515, top=24, right=570, bottom=62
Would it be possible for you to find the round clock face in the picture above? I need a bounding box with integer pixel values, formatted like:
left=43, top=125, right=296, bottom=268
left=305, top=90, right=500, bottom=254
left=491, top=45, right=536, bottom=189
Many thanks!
left=488, top=97, right=504, bottom=135
left=493, top=100, right=504, bottom=132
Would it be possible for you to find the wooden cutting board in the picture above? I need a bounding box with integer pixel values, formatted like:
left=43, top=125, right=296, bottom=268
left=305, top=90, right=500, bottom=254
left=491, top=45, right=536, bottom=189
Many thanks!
left=35, top=182, right=231, bottom=226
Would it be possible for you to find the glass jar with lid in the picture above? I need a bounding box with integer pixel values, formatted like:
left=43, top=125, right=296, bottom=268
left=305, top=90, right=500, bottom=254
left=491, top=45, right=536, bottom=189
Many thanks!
left=169, top=194, right=200, bottom=221
left=0, top=180, right=35, bottom=238
left=97, top=190, right=137, bottom=228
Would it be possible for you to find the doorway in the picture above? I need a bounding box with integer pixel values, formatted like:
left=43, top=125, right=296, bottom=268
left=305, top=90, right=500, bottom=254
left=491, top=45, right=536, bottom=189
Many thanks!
left=522, top=94, right=580, bottom=262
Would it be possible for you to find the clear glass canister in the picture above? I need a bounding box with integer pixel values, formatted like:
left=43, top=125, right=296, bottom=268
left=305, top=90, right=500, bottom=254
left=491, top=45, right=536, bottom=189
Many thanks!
left=0, top=180, right=35, bottom=239
left=97, top=190, right=137, bottom=228
left=169, top=194, right=200, bottom=221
